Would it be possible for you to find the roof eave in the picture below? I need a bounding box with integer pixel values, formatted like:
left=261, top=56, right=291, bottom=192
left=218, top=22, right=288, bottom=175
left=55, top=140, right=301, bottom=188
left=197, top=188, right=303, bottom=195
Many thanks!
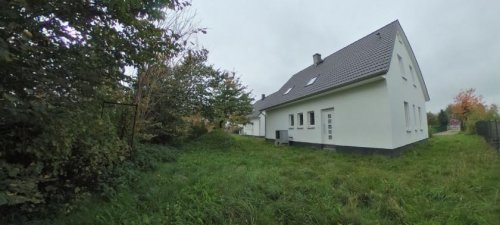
left=261, top=71, right=388, bottom=111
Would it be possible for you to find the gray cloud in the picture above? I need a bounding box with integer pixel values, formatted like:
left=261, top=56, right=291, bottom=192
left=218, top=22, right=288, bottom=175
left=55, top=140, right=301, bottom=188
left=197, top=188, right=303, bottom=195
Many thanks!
left=192, top=0, right=500, bottom=112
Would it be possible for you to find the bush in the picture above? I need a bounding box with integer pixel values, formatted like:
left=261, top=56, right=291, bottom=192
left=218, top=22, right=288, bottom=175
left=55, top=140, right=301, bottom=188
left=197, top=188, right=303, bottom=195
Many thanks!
left=0, top=108, right=129, bottom=216
left=130, top=144, right=179, bottom=171
left=97, top=143, right=180, bottom=199
left=189, top=123, right=208, bottom=139
left=189, top=130, right=238, bottom=151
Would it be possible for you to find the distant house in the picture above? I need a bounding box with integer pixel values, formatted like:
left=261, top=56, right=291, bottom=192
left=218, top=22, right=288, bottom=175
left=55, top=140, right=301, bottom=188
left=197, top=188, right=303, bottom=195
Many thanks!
left=245, top=20, right=430, bottom=152
left=241, top=98, right=265, bottom=136
left=449, top=118, right=461, bottom=131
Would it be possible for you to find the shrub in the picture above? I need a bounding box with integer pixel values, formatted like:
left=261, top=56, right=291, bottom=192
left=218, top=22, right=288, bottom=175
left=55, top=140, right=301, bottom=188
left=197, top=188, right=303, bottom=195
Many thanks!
left=189, top=123, right=208, bottom=139
left=188, top=130, right=238, bottom=151
left=97, top=143, right=180, bottom=199
left=0, top=108, right=129, bottom=216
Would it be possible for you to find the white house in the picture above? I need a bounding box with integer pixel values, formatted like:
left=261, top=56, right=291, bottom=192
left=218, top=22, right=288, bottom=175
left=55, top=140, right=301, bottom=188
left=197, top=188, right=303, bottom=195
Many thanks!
left=241, top=98, right=266, bottom=136
left=248, top=20, right=430, bottom=153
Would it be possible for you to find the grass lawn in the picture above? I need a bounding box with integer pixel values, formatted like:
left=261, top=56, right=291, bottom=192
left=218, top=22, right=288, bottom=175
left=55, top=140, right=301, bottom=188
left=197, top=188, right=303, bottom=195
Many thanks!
left=36, top=133, right=499, bottom=225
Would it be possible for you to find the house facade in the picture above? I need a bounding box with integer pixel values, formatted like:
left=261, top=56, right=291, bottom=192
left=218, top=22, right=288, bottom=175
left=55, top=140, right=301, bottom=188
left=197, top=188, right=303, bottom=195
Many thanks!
left=241, top=99, right=266, bottom=137
left=247, top=20, right=429, bottom=151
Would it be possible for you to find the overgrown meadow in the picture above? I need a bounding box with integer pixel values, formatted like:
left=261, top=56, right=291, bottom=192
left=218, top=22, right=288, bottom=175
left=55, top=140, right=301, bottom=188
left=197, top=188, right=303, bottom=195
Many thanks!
left=31, top=132, right=499, bottom=225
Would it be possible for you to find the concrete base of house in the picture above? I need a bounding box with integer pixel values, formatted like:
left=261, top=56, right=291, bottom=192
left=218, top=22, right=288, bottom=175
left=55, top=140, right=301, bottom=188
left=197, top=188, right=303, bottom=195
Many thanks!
left=265, top=138, right=428, bottom=156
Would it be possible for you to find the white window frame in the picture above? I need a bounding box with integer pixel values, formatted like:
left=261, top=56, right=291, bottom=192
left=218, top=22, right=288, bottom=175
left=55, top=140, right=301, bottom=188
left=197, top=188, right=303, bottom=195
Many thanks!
left=297, top=112, right=304, bottom=128
left=398, top=54, right=406, bottom=80
left=409, top=65, right=417, bottom=87
left=418, top=106, right=422, bottom=130
left=404, top=101, right=410, bottom=132
left=307, top=111, right=315, bottom=127
left=413, top=104, right=417, bottom=131
left=289, top=114, right=294, bottom=128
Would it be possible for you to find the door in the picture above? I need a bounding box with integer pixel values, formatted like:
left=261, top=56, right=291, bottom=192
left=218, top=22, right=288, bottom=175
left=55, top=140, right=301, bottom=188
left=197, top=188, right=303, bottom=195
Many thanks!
left=322, top=108, right=334, bottom=144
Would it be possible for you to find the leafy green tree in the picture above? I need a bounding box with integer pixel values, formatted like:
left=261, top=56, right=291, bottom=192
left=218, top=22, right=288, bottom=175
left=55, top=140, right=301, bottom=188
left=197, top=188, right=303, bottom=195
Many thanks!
left=136, top=49, right=215, bottom=143
left=0, top=0, right=190, bottom=213
left=207, top=71, right=253, bottom=128
left=437, top=110, right=449, bottom=131
left=427, top=112, right=438, bottom=127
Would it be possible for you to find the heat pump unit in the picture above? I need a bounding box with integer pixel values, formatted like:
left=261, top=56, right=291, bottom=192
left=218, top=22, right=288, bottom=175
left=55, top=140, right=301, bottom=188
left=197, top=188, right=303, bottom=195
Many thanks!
left=275, top=130, right=289, bottom=145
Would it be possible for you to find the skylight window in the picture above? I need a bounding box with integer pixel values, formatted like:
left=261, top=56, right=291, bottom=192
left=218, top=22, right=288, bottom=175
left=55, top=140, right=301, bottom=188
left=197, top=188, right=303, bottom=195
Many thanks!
left=306, top=76, right=318, bottom=86
left=283, top=87, right=292, bottom=95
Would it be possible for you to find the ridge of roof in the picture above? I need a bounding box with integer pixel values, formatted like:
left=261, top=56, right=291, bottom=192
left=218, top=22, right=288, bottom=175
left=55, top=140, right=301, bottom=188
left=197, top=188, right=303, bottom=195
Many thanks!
left=259, top=20, right=400, bottom=110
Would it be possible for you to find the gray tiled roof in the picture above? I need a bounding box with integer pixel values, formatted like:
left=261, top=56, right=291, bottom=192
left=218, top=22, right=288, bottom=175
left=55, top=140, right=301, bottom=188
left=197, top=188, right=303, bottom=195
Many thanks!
left=259, top=20, right=400, bottom=110
left=248, top=99, right=264, bottom=119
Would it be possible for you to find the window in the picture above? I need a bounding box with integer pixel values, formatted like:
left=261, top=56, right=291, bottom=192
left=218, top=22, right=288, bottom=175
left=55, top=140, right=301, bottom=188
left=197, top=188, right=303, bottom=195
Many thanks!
left=298, top=113, right=304, bottom=127
left=418, top=106, right=422, bottom=129
left=409, top=65, right=416, bottom=86
left=306, top=76, right=317, bottom=86
left=404, top=102, right=410, bottom=130
left=289, top=114, right=294, bottom=127
left=398, top=55, right=406, bottom=79
left=307, top=111, right=315, bottom=125
left=283, top=87, right=292, bottom=95
left=413, top=104, right=417, bottom=128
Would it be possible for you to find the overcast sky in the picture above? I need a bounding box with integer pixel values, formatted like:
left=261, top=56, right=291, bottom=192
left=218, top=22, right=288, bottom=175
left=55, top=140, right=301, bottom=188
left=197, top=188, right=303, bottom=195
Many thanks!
left=191, top=0, right=500, bottom=113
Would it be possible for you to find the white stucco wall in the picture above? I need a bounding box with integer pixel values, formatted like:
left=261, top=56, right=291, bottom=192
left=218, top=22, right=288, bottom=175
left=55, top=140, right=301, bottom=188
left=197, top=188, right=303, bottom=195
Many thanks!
left=262, top=30, right=429, bottom=150
left=242, top=116, right=264, bottom=136
left=241, top=123, right=253, bottom=135
left=258, top=113, right=266, bottom=136
left=265, top=79, right=394, bottom=149
left=386, top=32, right=429, bottom=148
left=251, top=117, right=260, bottom=136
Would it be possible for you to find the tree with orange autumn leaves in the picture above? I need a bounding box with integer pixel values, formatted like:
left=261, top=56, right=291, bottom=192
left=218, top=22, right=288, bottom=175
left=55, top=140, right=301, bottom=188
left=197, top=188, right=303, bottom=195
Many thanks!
left=450, top=88, right=499, bottom=132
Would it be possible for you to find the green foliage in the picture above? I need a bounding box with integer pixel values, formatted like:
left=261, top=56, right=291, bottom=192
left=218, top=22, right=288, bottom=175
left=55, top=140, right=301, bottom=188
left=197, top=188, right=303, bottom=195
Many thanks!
left=97, top=144, right=180, bottom=199
left=207, top=71, right=253, bottom=128
left=188, top=122, right=209, bottom=139
left=187, top=130, right=238, bottom=151
left=0, top=107, right=129, bottom=215
left=136, top=50, right=252, bottom=143
left=438, top=109, right=449, bottom=130
left=0, top=0, right=192, bottom=216
left=31, top=134, right=500, bottom=225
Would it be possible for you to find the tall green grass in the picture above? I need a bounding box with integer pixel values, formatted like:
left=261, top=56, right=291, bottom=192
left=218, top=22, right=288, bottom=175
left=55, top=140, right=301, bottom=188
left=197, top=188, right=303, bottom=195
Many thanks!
left=31, top=132, right=500, bottom=225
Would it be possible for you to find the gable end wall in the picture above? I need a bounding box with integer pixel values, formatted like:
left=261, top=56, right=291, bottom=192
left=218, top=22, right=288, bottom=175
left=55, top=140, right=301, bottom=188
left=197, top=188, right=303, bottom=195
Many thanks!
left=386, top=32, right=429, bottom=148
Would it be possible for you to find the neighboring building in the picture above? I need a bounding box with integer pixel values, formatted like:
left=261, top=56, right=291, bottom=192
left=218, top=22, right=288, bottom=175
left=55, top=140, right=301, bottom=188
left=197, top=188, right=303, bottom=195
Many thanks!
left=248, top=20, right=430, bottom=152
left=241, top=97, right=266, bottom=137
left=449, top=118, right=461, bottom=131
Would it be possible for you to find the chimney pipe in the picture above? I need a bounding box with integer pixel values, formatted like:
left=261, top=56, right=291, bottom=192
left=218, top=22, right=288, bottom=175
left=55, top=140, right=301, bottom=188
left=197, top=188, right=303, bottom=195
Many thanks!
left=261, top=94, right=265, bottom=100
left=313, top=53, right=322, bottom=65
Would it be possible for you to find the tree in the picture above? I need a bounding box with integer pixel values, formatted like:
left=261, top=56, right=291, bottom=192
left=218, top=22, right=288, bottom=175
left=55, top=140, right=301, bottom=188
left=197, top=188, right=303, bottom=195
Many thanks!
left=0, top=0, right=191, bottom=213
left=486, top=104, right=500, bottom=120
left=451, top=89, right=484, bottom=130
left=140, top=50, right=217, bottom=143
left=208, top=71, right=253, bottom=128
left=437, top=110, right=449, bottom=131
left=427, top=112, right=438, bottom=127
